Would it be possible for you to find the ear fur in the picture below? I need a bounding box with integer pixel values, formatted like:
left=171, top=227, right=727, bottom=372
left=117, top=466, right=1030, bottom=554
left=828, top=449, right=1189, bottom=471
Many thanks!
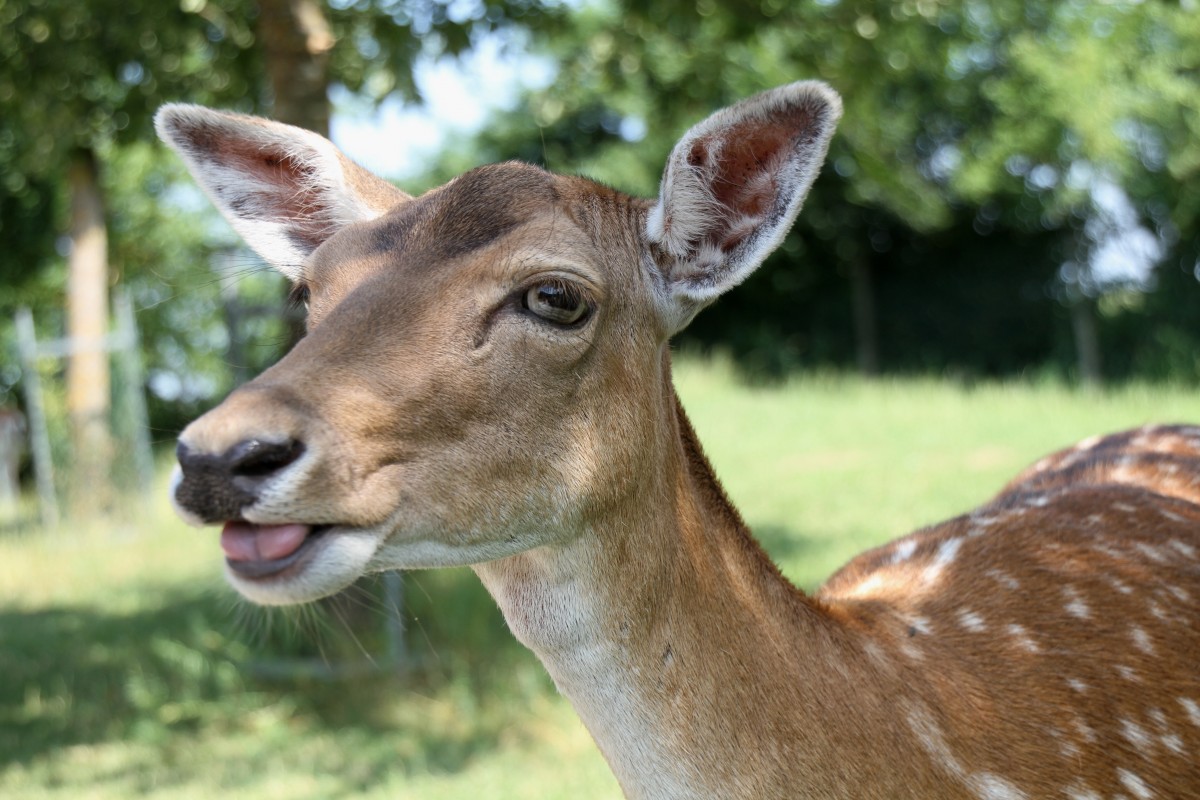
left=155, top=104, right=410, bottom=279
left=646, top=81, right=841, bottom=332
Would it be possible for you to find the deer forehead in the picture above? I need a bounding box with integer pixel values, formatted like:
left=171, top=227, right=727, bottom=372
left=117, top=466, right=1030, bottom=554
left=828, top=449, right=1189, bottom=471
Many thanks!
left=302, top=163, right=637, bottom=320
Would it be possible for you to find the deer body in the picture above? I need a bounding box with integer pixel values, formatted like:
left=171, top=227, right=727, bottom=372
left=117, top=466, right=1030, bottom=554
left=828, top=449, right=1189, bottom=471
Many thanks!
left=157, top=83, right=1200, bottom=799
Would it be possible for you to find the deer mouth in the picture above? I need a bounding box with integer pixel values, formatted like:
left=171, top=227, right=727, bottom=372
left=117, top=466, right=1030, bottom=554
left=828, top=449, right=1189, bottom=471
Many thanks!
left=220, top=521, right=331, bottom=579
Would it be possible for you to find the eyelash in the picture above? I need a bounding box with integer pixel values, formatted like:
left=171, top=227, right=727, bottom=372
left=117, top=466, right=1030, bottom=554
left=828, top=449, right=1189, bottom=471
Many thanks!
left=287, top=283, right=311, bottom=309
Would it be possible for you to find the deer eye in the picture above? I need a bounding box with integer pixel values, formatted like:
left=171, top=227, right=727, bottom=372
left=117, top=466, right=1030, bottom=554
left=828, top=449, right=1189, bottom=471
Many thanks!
left=522, top=280, right=592, bottom=326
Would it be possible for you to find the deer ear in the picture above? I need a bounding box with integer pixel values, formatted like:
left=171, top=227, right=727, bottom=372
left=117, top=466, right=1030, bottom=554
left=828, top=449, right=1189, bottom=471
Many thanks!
left=155, top=104, right=411, bottom=280
left=646, top=81, right=841, bottom=332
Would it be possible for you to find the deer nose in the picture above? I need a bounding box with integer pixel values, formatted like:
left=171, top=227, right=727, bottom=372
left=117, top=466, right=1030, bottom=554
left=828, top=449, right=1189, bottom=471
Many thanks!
left=175, top=437, right=306, bottom=523
left=224, top=438, right=306, bottom=478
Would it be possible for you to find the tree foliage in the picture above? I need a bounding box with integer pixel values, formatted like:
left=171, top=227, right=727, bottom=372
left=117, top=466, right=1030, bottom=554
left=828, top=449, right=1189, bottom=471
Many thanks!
left=428, top=0, right=1200, bottom=380
left=2, top=0, right=1198, bottom=434
left=0, top=0, right=566, bottom=420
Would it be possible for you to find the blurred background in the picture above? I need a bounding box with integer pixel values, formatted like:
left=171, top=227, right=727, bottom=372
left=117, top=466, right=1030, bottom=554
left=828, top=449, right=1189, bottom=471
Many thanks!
left=1, top=1, right=1197, bottom=797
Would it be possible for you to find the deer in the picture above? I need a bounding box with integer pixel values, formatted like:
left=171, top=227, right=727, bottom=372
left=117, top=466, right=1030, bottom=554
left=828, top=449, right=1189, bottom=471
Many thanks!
left=156, top=81, right=1200, bottom=799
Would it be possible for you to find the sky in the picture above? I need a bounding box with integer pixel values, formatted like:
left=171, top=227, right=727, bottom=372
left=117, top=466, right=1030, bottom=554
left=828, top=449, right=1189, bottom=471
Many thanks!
left=329, top=34, right=555, bottom=180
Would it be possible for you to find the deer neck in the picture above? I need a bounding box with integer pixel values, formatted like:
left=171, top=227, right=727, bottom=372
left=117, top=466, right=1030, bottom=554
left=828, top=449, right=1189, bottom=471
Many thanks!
left=473, top=379, right=862, bottom=799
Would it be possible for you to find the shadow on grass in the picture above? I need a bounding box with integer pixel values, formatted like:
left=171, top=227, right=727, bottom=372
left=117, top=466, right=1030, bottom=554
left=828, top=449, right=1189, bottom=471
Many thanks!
left=0, top=567, right=547, bottom=783
left=749, top=523, right=873, bottom=592
left=752, top=523, right=819, bottom=563
left=1, top=526, right=846, bottom=789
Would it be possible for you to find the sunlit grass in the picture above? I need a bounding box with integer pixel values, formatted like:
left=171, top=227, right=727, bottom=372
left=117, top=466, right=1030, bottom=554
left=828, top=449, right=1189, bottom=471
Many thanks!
left=1, top=359, right=1195, bottom=798
left=674, top=355, right=1196, bottom=586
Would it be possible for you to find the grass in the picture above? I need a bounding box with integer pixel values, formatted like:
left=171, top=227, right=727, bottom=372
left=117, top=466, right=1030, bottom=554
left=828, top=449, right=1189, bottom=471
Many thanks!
left=1, top=358, right=1195, bottom=798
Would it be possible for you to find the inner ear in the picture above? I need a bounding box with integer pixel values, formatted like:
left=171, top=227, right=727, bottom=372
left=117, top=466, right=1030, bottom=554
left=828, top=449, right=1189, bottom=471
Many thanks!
left=687, top=117, right=800, bottom=255
left=156, top=104, right=411, bottom=278
left=646, top=81, right=841, bottom=329
left=230, top=145, right=338, bottom=255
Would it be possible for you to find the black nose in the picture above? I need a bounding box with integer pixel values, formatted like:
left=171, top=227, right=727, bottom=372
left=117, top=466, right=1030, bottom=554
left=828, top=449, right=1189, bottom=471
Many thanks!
left=222, top=438, right=306, bottom=478
left=175, top=438, right=306, bottom=523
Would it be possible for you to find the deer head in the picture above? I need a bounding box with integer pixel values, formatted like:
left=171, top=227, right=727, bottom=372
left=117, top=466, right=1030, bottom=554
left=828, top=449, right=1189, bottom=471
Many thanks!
left=157, top=82, right=840, bottom=606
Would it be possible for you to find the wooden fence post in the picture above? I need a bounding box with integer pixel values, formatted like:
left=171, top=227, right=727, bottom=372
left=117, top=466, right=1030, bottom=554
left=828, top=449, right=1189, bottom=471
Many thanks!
left=114, top=289, right=155, bottom=488
left=15, top=308, right=60, bottom=529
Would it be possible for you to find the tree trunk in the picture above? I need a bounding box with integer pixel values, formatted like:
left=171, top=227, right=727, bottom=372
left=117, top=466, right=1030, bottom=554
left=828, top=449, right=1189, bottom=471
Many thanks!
left=1070, top=297, right=1103, bottom=388
left=256, top=0, right=333, bottom=347
left=256, top=0, right=333, bottom=135
left=66, top=148, right=112, bottom=514
left=850, top=256, right=880, bottom=376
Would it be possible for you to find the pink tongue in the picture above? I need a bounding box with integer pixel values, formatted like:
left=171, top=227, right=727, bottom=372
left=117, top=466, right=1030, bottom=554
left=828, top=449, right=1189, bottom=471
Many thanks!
left=221, top=521, right=311, bottom=562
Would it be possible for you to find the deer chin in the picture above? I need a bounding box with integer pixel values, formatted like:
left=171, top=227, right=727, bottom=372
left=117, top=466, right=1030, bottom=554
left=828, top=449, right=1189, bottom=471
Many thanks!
left=219, top=520, right=381, bottom=606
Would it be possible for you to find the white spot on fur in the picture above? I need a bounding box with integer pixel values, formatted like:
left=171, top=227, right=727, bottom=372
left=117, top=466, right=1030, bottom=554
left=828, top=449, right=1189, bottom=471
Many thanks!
left=1168, top=539, right=1197, bottom=558
left=906, top=706, right=965, bottom=778
left=1117, top=768, right=1154, bottom=799
left=1006, top=624, right=1040, bottom=653
left=1130, top=626, right=1155, bottom=654
left=1059, top=736, right=1081, bottom=759
left=1161, top=509, right=1190, bottom=525
left=923, top=537, right=963, bottom=584
left=1133, top=542, right=1169, bottom=564
left=986, top=569, right=1020, bottom=590
left=1063, top=586, right=1091, bottom=619
left=958, top=610, right=986, bottom=633
left=1150, top=710, right=1185, bottom=755
left=863, top=641, right=890, bottom=667
left=1065, top=783, right=1102, bottom=800
left=1180, top=697, right=1200, bottom=727
left=1121, top=718, right=1153, bottom=753
left=1109, top=577, right=1134, bottom=595
left=847, top=573, right=886, bottom=597
left=891, top=539, right=917, bottom=563
left=970, top=773, right=1027, bottom=800
left=1091, top=541, right=1125, bottom=559
left=909, top=616, right=933, bottom=635
left=1066, top=678, right=1088, bottom=693
left=1113, top=502, right=1138, bottom=513
left=1116, top=664, right=1140, bottom=682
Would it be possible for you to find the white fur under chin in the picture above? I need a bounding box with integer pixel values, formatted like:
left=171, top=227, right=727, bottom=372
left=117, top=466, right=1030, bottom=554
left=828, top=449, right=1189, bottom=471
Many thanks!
left=474, top=548, right=707, bottom=799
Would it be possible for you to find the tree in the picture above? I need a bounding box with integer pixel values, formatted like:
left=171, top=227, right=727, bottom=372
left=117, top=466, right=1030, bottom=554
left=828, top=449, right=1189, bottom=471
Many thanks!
left=0, top=0, right=261, bottom=508
left=0, top=0, right=570, bottom=509
left=428, top=0, right=1200, bottom=382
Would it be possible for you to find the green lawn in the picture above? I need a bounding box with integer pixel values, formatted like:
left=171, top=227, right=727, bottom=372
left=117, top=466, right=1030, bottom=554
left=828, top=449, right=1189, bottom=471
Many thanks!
left=1, top=359, right=1194, bottom=798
